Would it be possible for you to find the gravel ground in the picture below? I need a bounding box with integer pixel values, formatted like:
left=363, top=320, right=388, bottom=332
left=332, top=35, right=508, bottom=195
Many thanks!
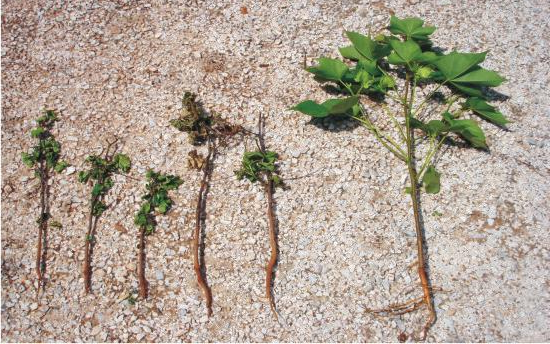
left=2, top=0, right=549, bottom=342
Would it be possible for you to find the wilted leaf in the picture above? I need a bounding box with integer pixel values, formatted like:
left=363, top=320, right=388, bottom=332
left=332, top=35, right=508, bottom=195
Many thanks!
left=464, top=97, right=509, bottom=126
left=423, top=166, right=441, bottom=194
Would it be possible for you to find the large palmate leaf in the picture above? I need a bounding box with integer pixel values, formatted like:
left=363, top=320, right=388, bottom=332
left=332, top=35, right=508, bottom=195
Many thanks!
left=345, top=31, right=390, bottom=61
left=388, top=39, right=422, bottom=65
left=307, top=57, right=349, bottom=81
left=464, top=97, right=509, bottom=126
left=292, top=97, right=358, bottom=118
left=434, top=51, right=487, bottom=80
left=389, top=16, right=436, bottom=40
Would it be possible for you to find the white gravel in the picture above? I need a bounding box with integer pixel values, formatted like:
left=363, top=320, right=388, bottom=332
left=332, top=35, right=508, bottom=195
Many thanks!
left=2, top=0, right=549, bottom=342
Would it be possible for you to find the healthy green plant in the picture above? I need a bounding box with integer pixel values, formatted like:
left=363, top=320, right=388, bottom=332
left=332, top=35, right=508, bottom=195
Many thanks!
left=78, top=138, right=131, bottom=293
left=134, top=170, right=183, bottom=299
left=21, top=109, right=68, bottom=294
left=235, top=114, right=284, bottom=317
left=292, top=15, right=508, bottom=339
left=171, top=92, right=241, bottom=316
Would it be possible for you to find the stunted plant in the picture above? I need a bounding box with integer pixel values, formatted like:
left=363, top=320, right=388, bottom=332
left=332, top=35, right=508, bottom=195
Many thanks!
left=171, top=92, right=241, bottom=316
left=78, top=137, right=131, bottom=293
left=292, top=15, right=508, bottom=339
left=235, top=113, right=284, bottom=317
left=21, top=109, right=68, bottom=295
left=134, top=170, right=183, bottom=299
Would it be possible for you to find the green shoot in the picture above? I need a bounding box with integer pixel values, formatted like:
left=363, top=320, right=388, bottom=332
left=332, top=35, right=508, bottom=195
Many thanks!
left=21, top=109, right=68, bottom=295
left=134, top=170, right=182, bottom=299
left=79, top=137, right=131, bottom=293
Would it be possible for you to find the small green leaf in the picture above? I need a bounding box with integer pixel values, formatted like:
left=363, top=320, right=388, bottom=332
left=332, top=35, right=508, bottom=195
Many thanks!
left=443, top=112, right=487, bottom=148
left=464, top=97, right=509, bottom=126
left=31, top=127, right=46, bottom=138
left=450, top=82, right=485, bottom=98
left=389, top=16, right=436, bottom=40
left=54, top=160, right=69, bottom=173
left=415, top=66, right=433, bottom=80
left=307, top=57, right=349, bottom=81
left=114, top=154, right=132, bottom=173
left=22, top=152, right=36, bottom=167
left=423, top=166, right=441, bottom=194
left=78, top=171, right=91, bottom=183
left=292, top=100, right=330, bottom=118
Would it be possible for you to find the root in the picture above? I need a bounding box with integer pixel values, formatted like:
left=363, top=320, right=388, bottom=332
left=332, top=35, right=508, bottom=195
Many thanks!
left=193, top=139, right=213, bottom=316
left=265, top=179, right=278, bottom=319
left=138, top=226, right=148, bottom=299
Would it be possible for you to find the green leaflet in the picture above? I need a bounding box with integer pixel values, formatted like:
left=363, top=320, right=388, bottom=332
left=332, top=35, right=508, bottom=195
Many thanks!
left=443, top=112, right=487, bottom=148
left=307, top=57, right=349, bottom=81
left=388, top=40, right=422, bottom=65
left=464, top=97, right=509, bottom=126
left=292, top=96, right=358, bottom=118
left=433, top=51, right=487, bottom=80
left=345, top=31, right=390, bottom=61
left=389, top=16, right=436, bottom=41
left=423, top=166, right=441, bottom=194
left=339, top=45, right=363, bottom=60
left=452, top=67, right=505, bottom=87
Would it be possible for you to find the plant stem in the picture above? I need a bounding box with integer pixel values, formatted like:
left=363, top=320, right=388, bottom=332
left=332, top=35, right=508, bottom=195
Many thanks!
left=417, top=134, right=448, bottom=179
left=36, top=160, right=47, bottom=297
left=383, top=104, right=406, bottom=142
left=404, top=73, right=436, bottom=339
left=194, top=138, right=213, bottom=316
left=264, top=178, right=278, bottom=317
left=83, top=193, right=97, bottom=294
left=138, top=225, right=148, bottom=299
left=351, top=114, right=407, bottom=161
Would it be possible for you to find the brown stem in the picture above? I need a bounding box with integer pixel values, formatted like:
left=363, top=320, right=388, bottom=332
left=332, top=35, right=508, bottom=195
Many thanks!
left=405, top=72, right=436, bottom=340
left=193, top=139, right=213, bottom=316
left=264, top=179, right=278, bottom=316
left=138, top=226, right=148, bottom=298
left=83, top=194, right=98, bottom=293
left=35, top=161, right=47, bottom=297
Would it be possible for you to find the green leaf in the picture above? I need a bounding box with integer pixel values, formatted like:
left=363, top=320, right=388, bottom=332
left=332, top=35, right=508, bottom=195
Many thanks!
left=114, top=154, right=132, bottom=173
left=345, top=31, right=390, bottom=61
left=415, top=66, right=433, bottom=80
left=354, top=70, right=375, bottom=88
left=22, top=152, right=36, bottom=168
left=339, top=45, right=362, bottom=60
left=464, top=97, right=509, bottom=126
left=92, top=183, right=104, bottom=196
left=389, top=16, right=436, bottom=40
left=78, top=171, right=91, bottom=183
left=54, top=160, right=68, bottom=173
left=423, top=166, right=441, bottom=194
left=292, top=100, right=330, bottom=118
left=433, top=51, right=486, bottom=80
left=389, top=40, right=422, bottom=64
left=450, top=82, right=485, bottom=98
left=322, top=96, right=358, bottom=114
left=416, top=51, right=440, bottom=64
left=443, top=112, right=487, bottom=148
left=451, top=67, right=505, bottom=87
left=31, top=127, right=45, bottom=138
left=307, top=57, right=349, bottom=81
left=424, top=120, right=447, bottom=136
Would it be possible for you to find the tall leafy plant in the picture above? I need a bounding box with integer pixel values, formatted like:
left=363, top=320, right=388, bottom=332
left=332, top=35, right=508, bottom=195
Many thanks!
left=78, top=138, right=131, bottom=293
left=292, top=15, right=507, bottom=339
left=21, top=109, right=68, bottom=294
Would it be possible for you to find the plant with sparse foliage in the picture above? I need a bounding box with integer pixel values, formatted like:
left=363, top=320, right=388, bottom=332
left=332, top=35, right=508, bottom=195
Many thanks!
left=235, top=114, right=284, bottom=317
left=134, top=170, right=182, bottom=299
left=78, top=139, right=131, bottom=293
left=170, top=91, right=242, bottom=316
left=292, top=15, right=508, bottom=340
left=21, top=109, right=68, bottom=294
